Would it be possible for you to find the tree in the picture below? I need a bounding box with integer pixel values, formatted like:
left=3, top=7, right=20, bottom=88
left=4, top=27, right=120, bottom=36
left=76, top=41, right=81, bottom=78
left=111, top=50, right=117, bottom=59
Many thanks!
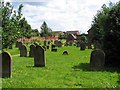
left=1, top=2, right=32, bottom=49
left=91, top=1, right=120, bottom=67
left=40, top=21, right=53, bottom=37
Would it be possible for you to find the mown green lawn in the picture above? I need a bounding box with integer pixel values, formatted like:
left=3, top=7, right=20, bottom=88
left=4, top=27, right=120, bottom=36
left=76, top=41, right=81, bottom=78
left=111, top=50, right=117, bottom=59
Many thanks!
left=1, top=46, right=120, bottom=88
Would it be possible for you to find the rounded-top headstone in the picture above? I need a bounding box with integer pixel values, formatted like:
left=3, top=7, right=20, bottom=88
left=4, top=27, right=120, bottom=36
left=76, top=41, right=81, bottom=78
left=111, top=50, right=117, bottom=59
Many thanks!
left=29, top=44, right=36, bottom=57
left=20, top=44, right=27, bottom=57
left=90, top=49, right=105, bottom=70
left=34, top=45, right=46, bottom=67
left=0, top=52, right=12, bottom=78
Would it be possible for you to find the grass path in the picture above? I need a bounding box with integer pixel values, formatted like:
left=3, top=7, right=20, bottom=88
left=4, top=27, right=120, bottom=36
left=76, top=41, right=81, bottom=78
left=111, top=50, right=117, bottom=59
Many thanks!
left=2, top=46, right=120, bottom=88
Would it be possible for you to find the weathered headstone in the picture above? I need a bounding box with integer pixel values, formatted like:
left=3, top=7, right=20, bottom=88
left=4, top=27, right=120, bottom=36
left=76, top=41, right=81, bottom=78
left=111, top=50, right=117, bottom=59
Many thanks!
left=80, top=42, right=86, bottom=50
left=51, top=44, right=55, bottom=49
left=48, top=41, right=50, bottom=45
left=34, top=45, right=46, bottom=67
left=29, top=44, right=36, bottom=57
left=62, top=51, right=69, bottom=55
left=47, top=46, right=49, bottom=49
left=76, top=41, right=80, bottom=47
left=58, top=41, right=62, bottom=47
left=88, top=43, right=92, bottom=49
left=54, top=40, right=58, bottom=47
left=51, top=48, right=57, bottom=52
left=0, top=52, right=12, bottom=78
left=90, top=49, right=105, bottom=70
left=20, top=44, right=27, bottom=57
left=17, top=42, right=23, bottom=50
left=44, top=40, right=47, bottom=46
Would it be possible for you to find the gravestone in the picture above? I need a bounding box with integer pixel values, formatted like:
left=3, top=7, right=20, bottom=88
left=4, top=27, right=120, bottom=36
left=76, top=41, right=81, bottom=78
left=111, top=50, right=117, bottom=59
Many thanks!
left=48, top=41, right=50, bottom=45
left=34, top=45, right=46, bottom=67
left=76, top=41, right=80, bottom=47
left=51, top=44, right=56, bottom=49
left=0, top=52, right=12, bottom=78
left=88, top=43, right=92, bottom=49
left=47, top=46, right=49, bottom=49
left=62, top=51, right=69, bottom=55
left=29, top=44, right=36, bottom=57
left=58, top=41, right=62, bottom=47
left=17, top=42, right=23, bottom=49
left=44, top=40, right=47, bottom=46
left=90, top=49, right=105, bottom=70
left=20, top=44, right=27, bottom=57
left=54, top=40, right=58, bottom=47
left=80, top=42, right=86, bottom=50
left=51, top=48, right=57, bottom=52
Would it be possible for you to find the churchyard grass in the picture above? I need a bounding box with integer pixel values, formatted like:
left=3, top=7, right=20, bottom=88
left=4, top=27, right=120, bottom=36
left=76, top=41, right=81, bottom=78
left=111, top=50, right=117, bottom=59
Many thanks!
left=2, top=46, right=120, bottom=88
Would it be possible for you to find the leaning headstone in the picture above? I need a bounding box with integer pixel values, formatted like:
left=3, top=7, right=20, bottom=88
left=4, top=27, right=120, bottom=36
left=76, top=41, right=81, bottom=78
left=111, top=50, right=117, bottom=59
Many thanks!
left=0, top=52, right=12, bottom=78
left=44, top=40, right=47, bottom=46
left=20, top=44, right=27, bottom=57
left=29, top=44, right=36, bottom=57
left=34, top=45, right=46, bottom=67
left=18, top=42, right=23, bottom=49
left=90, top=49, right=105, bottom=70
left=80, top=42, right=86, bottom=50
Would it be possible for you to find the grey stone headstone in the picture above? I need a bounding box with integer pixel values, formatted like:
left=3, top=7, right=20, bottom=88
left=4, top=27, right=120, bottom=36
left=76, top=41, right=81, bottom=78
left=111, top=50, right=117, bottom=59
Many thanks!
left=44, top=40, right=47, bottom=46
left=80, top=42, right=86, bottom=50
left=90, top=49, right=105, bottom=70
left=20, top=44, right=27, bottom=57
left=18, top=42, right=23, bottom=50
left=34, top=45, right=46, bottom=67
left=51, top=44, right=55, bottom=49
left=54, top=40, right=58, bottom=47
left=29, top=45, right=36, bottom=57
left=0, top=52, right=12, bottom=78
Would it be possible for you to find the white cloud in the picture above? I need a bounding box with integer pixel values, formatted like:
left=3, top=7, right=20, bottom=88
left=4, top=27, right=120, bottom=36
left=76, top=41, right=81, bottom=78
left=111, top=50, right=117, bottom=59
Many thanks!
left=13, top=0, right=120, bottom=33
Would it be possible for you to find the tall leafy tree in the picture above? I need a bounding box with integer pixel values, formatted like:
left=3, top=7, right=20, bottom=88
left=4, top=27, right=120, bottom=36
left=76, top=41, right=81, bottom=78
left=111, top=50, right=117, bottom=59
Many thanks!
left=40, top=21, right=53, bottom=37
left=90, top=1, right=120, bottom=67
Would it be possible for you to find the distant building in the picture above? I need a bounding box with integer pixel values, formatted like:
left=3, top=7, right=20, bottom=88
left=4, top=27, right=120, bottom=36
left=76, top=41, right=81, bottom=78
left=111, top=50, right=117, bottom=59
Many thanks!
left=66, top=34, right=76, bottom=42
left=66, top=30, right=80, bottom=36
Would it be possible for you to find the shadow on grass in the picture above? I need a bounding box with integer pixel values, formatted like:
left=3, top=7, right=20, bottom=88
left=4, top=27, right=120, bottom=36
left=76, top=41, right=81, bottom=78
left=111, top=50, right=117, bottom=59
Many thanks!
left=72, top=63, right=120, bottom=73
left=26, top=66, right=45, bottom=68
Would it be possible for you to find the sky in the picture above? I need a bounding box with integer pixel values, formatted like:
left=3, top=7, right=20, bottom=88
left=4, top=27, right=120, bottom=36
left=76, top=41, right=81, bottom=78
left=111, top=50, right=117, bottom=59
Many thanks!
left=4, top=0, right=120, bottom=33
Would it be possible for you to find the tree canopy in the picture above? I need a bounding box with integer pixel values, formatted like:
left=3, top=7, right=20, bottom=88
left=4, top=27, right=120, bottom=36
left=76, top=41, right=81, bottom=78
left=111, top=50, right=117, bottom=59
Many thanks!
left=90, top=1, right=120, bottom=67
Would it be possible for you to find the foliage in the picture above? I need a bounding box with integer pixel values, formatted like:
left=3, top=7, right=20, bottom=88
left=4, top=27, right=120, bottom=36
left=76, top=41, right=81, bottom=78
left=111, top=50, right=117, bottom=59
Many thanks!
left=1, top=2, right=32, bottom=49
left=40, top=21, right=53, bottom=37
left=91, top=2, right=120, bottom=67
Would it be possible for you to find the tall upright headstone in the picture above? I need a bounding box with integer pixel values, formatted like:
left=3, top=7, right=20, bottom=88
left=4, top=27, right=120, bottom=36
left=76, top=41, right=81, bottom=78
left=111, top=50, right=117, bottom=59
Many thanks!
left=0, top=52, right=12, bottom=78
left=90, top=49, right=105, bottom=70
left=80, top=42, right=86, bottom=50
left=29, top=44, right=36, bottom=57
left=20, top=44, right=27, bottom=57
left=34, top=45, right=46, bottom=67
